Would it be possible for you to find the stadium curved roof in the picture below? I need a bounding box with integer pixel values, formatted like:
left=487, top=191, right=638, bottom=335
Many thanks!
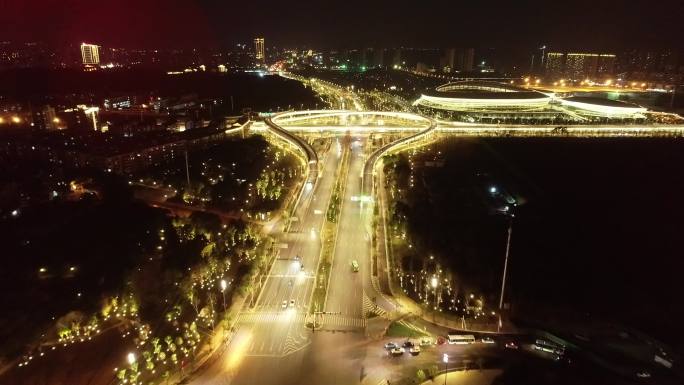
left=414, top=81, right=552, bottom=111
left=560, top=96, right=647, bottom=116
left=425, top=81, right=550, bottom=99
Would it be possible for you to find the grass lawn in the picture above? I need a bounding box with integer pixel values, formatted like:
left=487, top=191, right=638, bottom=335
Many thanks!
left=386, top=321, right=428, bottom=338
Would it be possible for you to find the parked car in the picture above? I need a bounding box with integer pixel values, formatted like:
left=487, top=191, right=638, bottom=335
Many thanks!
left=384, top=342, right=398, bottom=350
left=390, top=347, right=405, bottom=356
left=409, top=346, right=421, bottom=356
left=481, top=336, right=495, bottom=344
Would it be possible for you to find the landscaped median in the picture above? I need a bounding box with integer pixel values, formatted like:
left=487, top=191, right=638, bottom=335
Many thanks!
left=308, top=146, right=351, bottom=317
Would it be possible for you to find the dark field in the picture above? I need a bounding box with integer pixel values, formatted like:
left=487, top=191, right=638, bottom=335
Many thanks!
left=0, top=69, right=320, bottom=112
left=396, top=137, right=684, bottom=351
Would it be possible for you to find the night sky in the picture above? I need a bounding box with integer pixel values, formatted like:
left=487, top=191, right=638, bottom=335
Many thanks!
left=2, top=0, right=683, bottom=50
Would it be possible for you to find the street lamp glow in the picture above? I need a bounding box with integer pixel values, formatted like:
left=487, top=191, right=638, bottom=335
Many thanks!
left=127, top=352, right=136, bottom=365
left=431, top=276, right=438, bottom=288
left=443, top=353, right=448, bottom=363
left=220, top=279, right=227, bottom=291
left=489, top=186, right=497, bottom=194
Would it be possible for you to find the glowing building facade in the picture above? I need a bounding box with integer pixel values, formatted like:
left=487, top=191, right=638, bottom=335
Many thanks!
left=254, top=38, right=265, bottom=65
left=80, top=43, right=100, bottom=68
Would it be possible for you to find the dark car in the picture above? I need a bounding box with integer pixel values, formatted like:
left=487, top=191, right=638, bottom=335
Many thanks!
left=402, top=340, right=414, bottom=348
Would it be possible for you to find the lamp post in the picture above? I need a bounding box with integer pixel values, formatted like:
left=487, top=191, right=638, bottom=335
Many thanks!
left=431, top=276, right=439, bottom=321
left=220, top=279, right=227, bottom=312
left=498, top=217, right=513, bottom=310
left=442, top=354, right=449, bottom=385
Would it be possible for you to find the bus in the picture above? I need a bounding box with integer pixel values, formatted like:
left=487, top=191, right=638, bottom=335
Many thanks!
left=447, top=333, right=475, bottom=344
left=534, top=339, right=564, bottom=355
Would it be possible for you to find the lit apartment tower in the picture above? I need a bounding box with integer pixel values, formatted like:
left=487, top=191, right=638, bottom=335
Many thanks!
left=564, top=53, right=615, bottom=79
left=254, top=38, right=265, bottom=65
left=80, top=43, right=100, bottom=68
left=565, top=53, right=597, bottom=79
left=545, top=52, right=565, bottom=78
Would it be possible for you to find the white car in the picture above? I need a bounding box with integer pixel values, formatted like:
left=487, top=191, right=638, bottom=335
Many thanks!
left=409, top=346, right=421, bottom=355
left=481, top=336, right=495, bottom=344
left=636, top=371, right=651, bottom=378
left=281, top=300, right=288, bottom=309
left=390, top=347, right=405, bottom=356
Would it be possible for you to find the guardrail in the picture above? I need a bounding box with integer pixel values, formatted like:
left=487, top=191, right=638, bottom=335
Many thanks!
left=264, top=116, right=318, bottom=184
left=362, top=118, right=436, bottom=197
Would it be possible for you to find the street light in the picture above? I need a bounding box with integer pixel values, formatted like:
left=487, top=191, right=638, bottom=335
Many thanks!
left=498, top=217, right=513, bottom=310
left=127, top=352, right=136, bottom=365
left=220, top=279, right=228, bottom=311
left=489, top=186, right=497, bottom=194
left=431, top=276, right=438, bottom=288
left=442, top=354, right=449, bottom=385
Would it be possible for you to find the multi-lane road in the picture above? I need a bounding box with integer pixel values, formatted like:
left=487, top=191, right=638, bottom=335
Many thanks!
left=191, top=135, right=341, bottom=384
left=190, top=127, right=405, bottom=385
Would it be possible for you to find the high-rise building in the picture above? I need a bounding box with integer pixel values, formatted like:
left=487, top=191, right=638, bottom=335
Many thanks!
left=463, top=48, right=475, bottom=72
left=372, top=48, right=384, bottom=68
left=80, top=43, right=100, bottom=68
left=442, top=48, right=456, bottom=72
left=391, top=48, right=402, bottom=68
left=254, top=38, right=265, bottom=65
left=545, top=52, right=565, bottom=78
left=596, top=54, right=616, bottom=76
left=43, top=106, right=58, bottom=130
left=452, top=48, right=474, bottom=72
left=564, top=53, right=615, bottom=79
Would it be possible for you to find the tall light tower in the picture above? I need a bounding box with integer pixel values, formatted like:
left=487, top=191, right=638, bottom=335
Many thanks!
left=498, top=218, right=513, bottom=310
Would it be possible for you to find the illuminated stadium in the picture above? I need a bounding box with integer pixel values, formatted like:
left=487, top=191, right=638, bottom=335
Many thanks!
left=414, top=81, right=552, bottom=111
left=414, top=81, right=650, bottom=123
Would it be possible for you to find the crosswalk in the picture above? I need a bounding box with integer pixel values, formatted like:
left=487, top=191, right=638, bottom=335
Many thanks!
left=316, top=314, right=366, bottom=329
left=363, top=292, right=388, bottom=318
left=237, top=310, right=367, bottom=329
left=236, top=311, right=307, bottom=324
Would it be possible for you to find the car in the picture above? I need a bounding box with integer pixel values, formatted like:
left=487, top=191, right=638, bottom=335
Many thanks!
left=504, top=341, right=519, bottom=349
left=389, top=347, right=405, bottom=356
left=402, top=340, right=414, bottom=348
left=351, top=260, right=359, bottom=272
left=636, top=371, right=651, bottom=378
left=289, top=299, right=295, bottom=308
left=384, top=342, right=398, bottom=350
left=409, top=346, right=421, bottom=355
left=281, top=300, right=288, bottom=309
left=419, top=337, right=433, bottom=347
left=481, top=336, right=495, bottom=344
